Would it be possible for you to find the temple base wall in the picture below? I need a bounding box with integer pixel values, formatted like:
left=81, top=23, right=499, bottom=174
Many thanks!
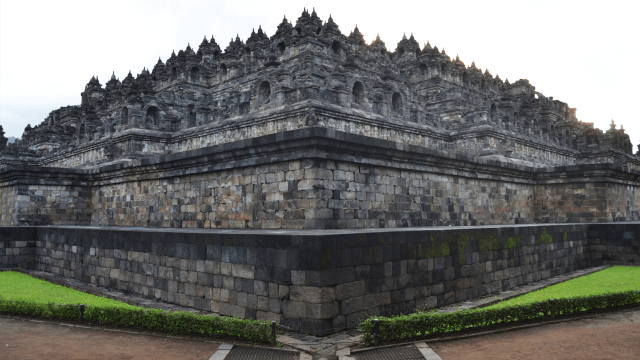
left=2, top=223, right=639, bottom=334
left=2, top=129, right=640, bottom=229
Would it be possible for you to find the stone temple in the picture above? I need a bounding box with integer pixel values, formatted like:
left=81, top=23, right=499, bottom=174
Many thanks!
left=1, top=9, right=639, bottom=334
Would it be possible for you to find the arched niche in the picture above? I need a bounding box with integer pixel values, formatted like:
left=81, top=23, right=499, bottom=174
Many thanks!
left=122, top=107, right=129, bottom=125
left=258, top=81, right=271, bottom=104
left=462, top=72, right=469, bottom=84
left=171, top=67, right=177, bottom=80
left=277, top=42, right=286, bottom=54
left=332, top=40, right=341, bottom=55
left=392, top=92, right=403, bottom=114
left=352, top=81, right=365, bottom=105
left=146, top=106, right=160, bottom=126
left=190, top=66, right=199, bottom=82
left=420, top=63, right=428, bottom=75
left=490, top=104, right=498, bottom=121
left=187, top=105, right=196, bottom=127
left=220, top=64, right=227, bottom=76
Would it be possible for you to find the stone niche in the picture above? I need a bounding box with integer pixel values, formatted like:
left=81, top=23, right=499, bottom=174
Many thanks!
left=1, top=223, right=638, bottom=334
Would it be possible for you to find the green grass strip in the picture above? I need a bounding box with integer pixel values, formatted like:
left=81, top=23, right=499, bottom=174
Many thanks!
left=0, top=271, right=137, bottom=308
left=485, top=266, right=640, bottom=309
left=358, top=266, right=640, bottom=345
left=0, top=271, right=272, bottom=342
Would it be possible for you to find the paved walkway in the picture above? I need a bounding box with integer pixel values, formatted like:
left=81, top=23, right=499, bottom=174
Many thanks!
left=430, top=307, right=640, bottom=360
left=0, top=316, right=220, bottom=360
left=3, top=308, right=639, bottom=359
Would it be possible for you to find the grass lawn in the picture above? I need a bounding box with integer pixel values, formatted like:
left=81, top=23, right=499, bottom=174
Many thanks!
left=485, top=266, right=640, bottom=310
left=0, top=271, right=137, bottom=309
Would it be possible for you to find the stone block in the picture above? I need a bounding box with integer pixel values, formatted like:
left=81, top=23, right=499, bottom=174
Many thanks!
left=268, top=282, right=279, bottom=298
left=222, top=276, right=235, bottom=290
left=335, top=281, right=366, bottom=300
left=269, top=298, right=282, bottom=313
left=220, top=262, right=232, bottom=276
left=220, top=303, right=245, bottom=318
left=291, top=270, right=305, bottom=285
left=306, top=302, right=340, bottom=320
left=340, top=292, right=391, bottom=315
left=278, top=284, right=290, bottom=299
left=283, top=300, right=306, bottom=318
left=290, top=286, right=336, bottom=303
left=231, top=263, right=254, bottom=279
left=256, top=311, right=282, bottom=323
left=257, top=296, right=269, bottom=311
left=237, top=292, right=248, bottom=307
left=254, top=280, right=269, bottom=296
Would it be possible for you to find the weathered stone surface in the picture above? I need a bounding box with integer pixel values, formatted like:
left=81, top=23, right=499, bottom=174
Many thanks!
left=335, top=281, right=366, bottom=300
left=4, top=223, right=610, bottom=334
left=283, top=300, right=307, bottom=318
left=290, top=286, right=336, bottom=303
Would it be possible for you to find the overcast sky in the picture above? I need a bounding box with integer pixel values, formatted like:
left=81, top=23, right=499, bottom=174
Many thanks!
left=1, top=0, right=638, bottom=147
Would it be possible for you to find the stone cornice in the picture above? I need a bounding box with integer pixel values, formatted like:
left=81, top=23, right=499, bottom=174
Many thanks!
left=2, top=127, right=639, bottom=189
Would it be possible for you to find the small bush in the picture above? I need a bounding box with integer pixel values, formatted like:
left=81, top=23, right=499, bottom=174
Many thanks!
left=0, top=272, right=272, bottom=342
left=0, top=299, right=272, bottom=342
left=358, top=291, right=640, bottom=345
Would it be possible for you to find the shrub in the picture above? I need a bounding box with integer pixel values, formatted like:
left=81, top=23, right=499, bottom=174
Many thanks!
left=0, top=298, right=271, bottom=342
left=358, top=290, right=640, bottom=345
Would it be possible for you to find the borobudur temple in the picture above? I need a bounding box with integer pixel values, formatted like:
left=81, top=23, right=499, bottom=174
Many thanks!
left=1, top=9, right=639, bottom=334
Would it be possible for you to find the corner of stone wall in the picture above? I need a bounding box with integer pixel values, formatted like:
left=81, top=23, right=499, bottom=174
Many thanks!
left=0, top=227, right=38, bottom=270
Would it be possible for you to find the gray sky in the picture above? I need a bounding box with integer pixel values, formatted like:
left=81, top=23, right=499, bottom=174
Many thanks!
left=1, top=0, right=638, bottom=147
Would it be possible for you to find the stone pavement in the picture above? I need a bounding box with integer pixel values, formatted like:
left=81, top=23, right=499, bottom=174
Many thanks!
left=278, top=330, right=363, bottom=359
left=207, top=341, right=443, bottom=360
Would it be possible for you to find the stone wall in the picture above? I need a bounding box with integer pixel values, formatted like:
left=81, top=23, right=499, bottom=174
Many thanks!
left=0, top=168, right=92, bottom=226
left=589, top=223, right=640, bottom=266
left=90, top=158, right=536, bottom=229
left=0, top=227, right=37, bottom=270
left=5, top=223, right=628, bottom=334
left=2, top=128, right=639, bottom=230
left=534, top=165, right=640, bottom=223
